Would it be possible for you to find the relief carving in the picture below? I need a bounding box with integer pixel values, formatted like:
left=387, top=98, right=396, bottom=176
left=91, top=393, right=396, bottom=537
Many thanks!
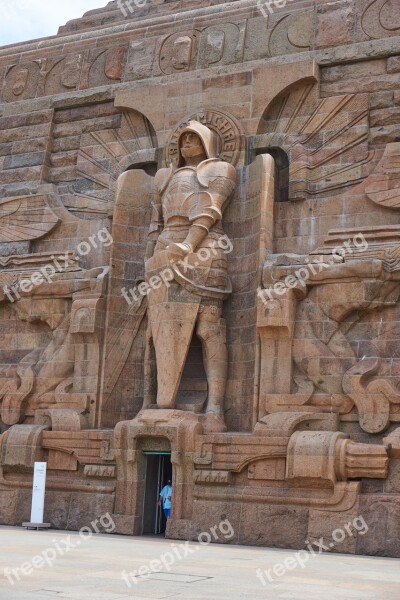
left=2, top=0, right=400, bottom=553
left=286, top=431, right=388, bottom=483
left=0, top=195, right=59, bottom=243
left=194, top=470, right=232, bottom=484
left=0, top=259, right=107, bottom=427
left=87, top=46, right=128, bottom=89
left=363, top=143, right=400, bottom=209
left=197, top=23, right=247, bottom=69
left=61, top=110, right=156, bottom=219
left=1, top=46, right=127, bottom=103
left=44, top=54, right=83, bottom=96
left=269, top=11, right=313, bottom=56
left=84, top=464, right=116, bottom=478
left=260, top=249, right=400, bottom=432
left=2, top=62, right=41, bottom=103
left=256, top=84, right=374, bottom=200
left=361, top=0, right=400, bottom=39
left=159, top=32, right=198, bottom=74
left=130, top=14, right=313, bottom=81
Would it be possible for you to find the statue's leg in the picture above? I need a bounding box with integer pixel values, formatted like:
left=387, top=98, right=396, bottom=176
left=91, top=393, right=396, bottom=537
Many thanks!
left=196, top=303, right=228, bottom=414
left=143, top=321, right=156, bottom=409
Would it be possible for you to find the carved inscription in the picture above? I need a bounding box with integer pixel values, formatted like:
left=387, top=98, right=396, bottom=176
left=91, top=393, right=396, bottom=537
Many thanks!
left=194, top=470, right=232, bottom=485
left=166, top=110, right=243, bottom=166
left=84, top=465, right=116, bottom=478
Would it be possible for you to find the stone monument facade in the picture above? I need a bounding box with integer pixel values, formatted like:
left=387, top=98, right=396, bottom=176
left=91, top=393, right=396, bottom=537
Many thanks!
left=1, top=0, right=400, bottom=557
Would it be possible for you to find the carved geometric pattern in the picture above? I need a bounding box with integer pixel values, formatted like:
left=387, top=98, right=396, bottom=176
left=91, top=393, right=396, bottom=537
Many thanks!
left=64, top=111, right=156, bottom=217
left=257, top=83, right=375, bottom=200
left=361, top=0, right=400, bottom=39
left=0, top=195, right=59, bottom=243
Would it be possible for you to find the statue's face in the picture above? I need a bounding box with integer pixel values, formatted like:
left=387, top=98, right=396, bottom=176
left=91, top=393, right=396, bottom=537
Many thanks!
left=180, top=132, right=205, bottom=160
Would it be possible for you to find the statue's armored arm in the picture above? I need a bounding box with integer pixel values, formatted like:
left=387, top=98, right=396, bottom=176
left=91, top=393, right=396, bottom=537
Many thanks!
left=179, top=167, right=236, bottom=254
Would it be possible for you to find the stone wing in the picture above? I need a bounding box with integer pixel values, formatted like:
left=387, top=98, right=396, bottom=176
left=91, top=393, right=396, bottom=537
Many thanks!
left=257, top=83, right=374, bottom=201
left=0, top=194, right=59, bottom=243
left=99, top=169, right=154, bottom=424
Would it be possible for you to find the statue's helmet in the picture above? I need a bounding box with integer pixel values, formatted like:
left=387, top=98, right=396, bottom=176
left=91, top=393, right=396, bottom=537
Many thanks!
left=178, top=120, right=219, bottom=167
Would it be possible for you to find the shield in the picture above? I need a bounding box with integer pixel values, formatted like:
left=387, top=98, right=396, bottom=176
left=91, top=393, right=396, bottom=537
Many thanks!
left=148, top=283, right=201, bottom=409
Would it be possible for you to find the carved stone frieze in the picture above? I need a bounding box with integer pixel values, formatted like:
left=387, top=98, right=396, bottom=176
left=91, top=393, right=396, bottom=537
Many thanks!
left=1, top=46, right=128, bottom=103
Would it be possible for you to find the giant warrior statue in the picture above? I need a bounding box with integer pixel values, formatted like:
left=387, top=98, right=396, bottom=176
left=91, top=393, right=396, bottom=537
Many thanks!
left=143, top=120, right=236, bottom=429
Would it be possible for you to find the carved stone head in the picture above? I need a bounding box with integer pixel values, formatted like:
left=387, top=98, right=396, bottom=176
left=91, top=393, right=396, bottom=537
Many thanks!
left=177, top=120, right=219, bottom=167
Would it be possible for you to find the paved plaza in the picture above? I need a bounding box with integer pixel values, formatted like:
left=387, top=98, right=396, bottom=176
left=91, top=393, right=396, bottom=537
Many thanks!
left=0, top=526, right=398, bottom=600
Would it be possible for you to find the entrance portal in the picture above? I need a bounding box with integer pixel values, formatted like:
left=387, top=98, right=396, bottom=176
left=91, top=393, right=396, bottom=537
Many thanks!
left=142, top=452, right=172, bottom=535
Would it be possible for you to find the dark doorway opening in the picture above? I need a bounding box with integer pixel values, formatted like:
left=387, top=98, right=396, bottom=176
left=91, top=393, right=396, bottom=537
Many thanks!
left=255, top=146, right=289, bottom=202
left=142, top=452, right=172, bottom=535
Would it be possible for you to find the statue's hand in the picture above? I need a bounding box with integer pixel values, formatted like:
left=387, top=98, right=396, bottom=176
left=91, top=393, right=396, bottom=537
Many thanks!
left=166, top=242, right=191, bottom=263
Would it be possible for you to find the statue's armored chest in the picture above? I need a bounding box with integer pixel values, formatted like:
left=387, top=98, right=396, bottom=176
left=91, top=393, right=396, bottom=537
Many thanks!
left=162, top=167, right=200, bottom=222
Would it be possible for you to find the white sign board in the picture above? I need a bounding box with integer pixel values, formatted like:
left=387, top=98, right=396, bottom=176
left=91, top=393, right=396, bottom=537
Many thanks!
left=30, top=462, right=47, bottom=524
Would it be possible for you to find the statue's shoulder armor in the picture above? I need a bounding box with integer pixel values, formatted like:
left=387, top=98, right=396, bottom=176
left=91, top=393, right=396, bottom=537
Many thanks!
left=197, top=158, right=237, bottom=188
left=154, top=165, right=175, bottom=194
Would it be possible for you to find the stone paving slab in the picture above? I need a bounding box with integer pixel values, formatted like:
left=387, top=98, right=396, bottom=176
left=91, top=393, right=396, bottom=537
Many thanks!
left=0, top=526, right=399, bottom=600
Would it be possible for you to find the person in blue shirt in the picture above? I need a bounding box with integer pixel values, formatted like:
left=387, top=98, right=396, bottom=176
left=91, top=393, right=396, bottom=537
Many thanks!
left=158, top=479, right=172, bottom=520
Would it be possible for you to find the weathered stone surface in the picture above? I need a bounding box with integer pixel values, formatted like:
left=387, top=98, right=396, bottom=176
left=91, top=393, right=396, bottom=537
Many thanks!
left=357, top=494, right=400, bottom=557
left=370, top=91, right=394, bottom=109
left=387, top=56, right=400, bottom=73
left=307, top=502, right=361, bottom=554
left=0, top=490, right=19, bottom=525
left=190, top=499, right=242, bottom=544
left=315, top=0, right=355, bottom=49
left=239, top=504, right=309, bottom=548
left=384, top=458, right=400, bottom=494
left=66, top=493, right=115, bottom=531
left=43, top=491, right=72, bottom=529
